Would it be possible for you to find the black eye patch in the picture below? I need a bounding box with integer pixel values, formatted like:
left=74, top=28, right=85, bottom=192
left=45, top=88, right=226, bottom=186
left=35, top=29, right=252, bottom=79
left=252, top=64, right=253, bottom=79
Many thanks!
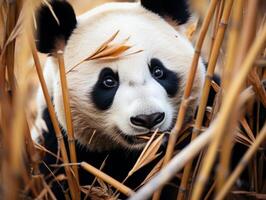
left=91, top=68, right=119, bottom=110
left=149, top=58, right=179, bottom=97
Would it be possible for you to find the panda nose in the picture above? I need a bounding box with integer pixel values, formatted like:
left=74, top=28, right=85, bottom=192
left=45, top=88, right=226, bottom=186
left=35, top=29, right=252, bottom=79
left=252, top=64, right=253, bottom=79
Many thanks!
left=130, top=112, right=165, bottom=129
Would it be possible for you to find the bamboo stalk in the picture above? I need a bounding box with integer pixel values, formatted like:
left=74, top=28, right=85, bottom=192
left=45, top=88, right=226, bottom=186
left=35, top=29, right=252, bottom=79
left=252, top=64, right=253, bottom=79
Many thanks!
left=236, top=2, right=260, bottom=191
left=28, top=34, right=79, bottom=200
left=189, top=82, right=256, bottom=198
left=80, top=162, right=134, bottom=197
left=153, top=0, right=219, bottom=200
left=191, top=23, right=266, bottom=200
left=234, top=0, right=258, bottom=70
left=24, top=121, right=40, bottom=197
left=159, top=2, right=221, bottom=200
left=163, top=0, right=219, bottom=165
left=192, top=0, right=233, bottom=144
left=222, top=0, right=243, bottom=90
left=176, top=1, right=233, bottom=199
left=128, top=122, right=217, bottom=200
left=218, top=0, right=259, bottom=193
left=10, top=76, right=27, bottom=176
left=57, top=50, right=80, bottom=197
left=245, top=1, right=266, bottom=108
left=152, top=2, right=219, bottom=199
left=0, top=86, right=18, bottom=200
left=217, top=0, right=244, bottom=192
left=215, top=122, right=266, bottom=200
left=5, top=1, right=16, bottom=93
left=1, top=1, right=19, bottom=199
left=208, top=0, right=224, bottom=59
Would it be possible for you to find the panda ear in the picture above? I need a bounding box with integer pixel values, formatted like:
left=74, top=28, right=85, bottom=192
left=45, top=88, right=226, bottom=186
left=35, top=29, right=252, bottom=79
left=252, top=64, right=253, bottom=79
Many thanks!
left=141, top=0, right=190, bottom=25
left=36, top=1, right=77, bottom=53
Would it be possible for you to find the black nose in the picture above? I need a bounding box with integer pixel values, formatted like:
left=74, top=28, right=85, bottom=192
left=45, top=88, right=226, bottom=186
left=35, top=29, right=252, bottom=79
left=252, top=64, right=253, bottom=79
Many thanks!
left=130, top=112, right=165, bottom=129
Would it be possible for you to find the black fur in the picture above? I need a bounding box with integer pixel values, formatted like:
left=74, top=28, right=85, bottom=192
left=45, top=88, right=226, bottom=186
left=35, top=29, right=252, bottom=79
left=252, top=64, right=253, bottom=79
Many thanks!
left=149, top=58, right=180, bottom=97
left=36, top=1, right=77, bottom=53
left=141, top=0, right=190, bottom=24
left=91, top=68, right=119, bottom=110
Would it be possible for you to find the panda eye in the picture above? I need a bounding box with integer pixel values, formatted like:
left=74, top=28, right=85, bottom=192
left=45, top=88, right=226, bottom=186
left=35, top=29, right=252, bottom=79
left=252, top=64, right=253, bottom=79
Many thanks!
left=102, top=76, right=118, bottom=88
left=152, top=66, right=164, bottom=79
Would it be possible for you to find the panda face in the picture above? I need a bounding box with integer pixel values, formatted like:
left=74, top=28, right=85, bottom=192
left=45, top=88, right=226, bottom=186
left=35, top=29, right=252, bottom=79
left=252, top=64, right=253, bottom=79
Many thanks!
left=35, top=2, right=205, bottom=151
left=91, top=58, right=179, bottom=135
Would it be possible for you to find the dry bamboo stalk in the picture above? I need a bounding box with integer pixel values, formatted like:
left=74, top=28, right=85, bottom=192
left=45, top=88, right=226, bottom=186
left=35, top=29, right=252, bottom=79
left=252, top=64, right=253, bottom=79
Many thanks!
left=222, top=0, right=243, bottom=90
left=234, top=0, right=258, bottom=70
left=153, top=2, right=220, bottom=200
left=57, top=50, right=80, bottom=195
left=24, top=121, right=40, bottom=197
left=236, top=3, right=261, bottom=189
left=128, top=122, right=217, bottom=200
left=204, top=179, right=216, bottom=200
left=191, top=23, right=266, bottom=200
left=162, top=0, right=219, bottom=165
left=219, top=0, right=259, bottom=193
left=24, top=117, right=40, bottom=168
left=236, top=0, right=258, bottom=106
left=0, top=78, right=12, bottom=199
left=10, top=77, right=27, bottom=174
left=248, top=69, right=266, bottom=107
left=215, top=122, right=266, bottom=200
left=80, top=162, right=134, bottom=197
left=127, top=130, right=160, bottom=178
left=217, top=0, right=244, bottom=192
left=0, top=95, right=19, bottom=200
left=176, top=1, right=233, bottom=199
left=215, top=0, right=225, bottom=34
left=208, top=0, right=224, bottom=59
left=1, top=2, right=19, bottom=199
left=5, top=1, right=16, bottom=93
left=153, top=2, right=220, bottom=199
left=189, top=84, right=257, bottom=199
left=9, top=32, right=33, bottom=192
left=216, top=100, right=239, bottom=192
left=191, top=0, right=233, bottom=143
left=0, top=63, right=5, bottom=91
left=28, top=34, right=78, bottom=200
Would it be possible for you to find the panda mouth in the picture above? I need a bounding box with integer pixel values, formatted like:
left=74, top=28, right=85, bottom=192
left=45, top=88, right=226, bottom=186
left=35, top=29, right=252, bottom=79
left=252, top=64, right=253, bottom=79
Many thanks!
left=115, top=125, right=173, bottom=146
left=120, top=131, right=166, bottom=145
left=121, top=134, right=149, bottom=145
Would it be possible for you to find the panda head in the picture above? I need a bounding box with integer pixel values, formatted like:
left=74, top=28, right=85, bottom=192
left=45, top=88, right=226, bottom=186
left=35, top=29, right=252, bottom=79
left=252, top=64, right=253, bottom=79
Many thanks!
left=36, top=0, right=205, bottom=152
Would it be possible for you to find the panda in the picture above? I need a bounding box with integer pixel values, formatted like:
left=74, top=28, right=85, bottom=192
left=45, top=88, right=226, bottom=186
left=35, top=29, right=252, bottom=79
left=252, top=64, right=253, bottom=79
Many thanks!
left=32, top=0, right=205, bottom=199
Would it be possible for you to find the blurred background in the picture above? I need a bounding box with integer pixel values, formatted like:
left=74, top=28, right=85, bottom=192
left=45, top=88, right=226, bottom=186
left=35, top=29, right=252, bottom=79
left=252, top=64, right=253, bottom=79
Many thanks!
left=69, top=0, right=136, bottom=15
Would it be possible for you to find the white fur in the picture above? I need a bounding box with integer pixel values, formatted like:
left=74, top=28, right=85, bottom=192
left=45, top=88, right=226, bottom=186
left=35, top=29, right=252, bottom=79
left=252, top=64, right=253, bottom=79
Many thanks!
left=33, top=2, right=205, bottom=151
left=31, top=57, right=58, bottom=140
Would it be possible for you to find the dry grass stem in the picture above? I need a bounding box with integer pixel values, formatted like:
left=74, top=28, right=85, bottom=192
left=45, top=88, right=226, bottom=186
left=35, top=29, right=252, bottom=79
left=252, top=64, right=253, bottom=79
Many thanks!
left=215, top=122, right=266, bottom=200
left=176, top=0, right=229, bottom=199
left=191, top=23, right=266, bottom=200
left=28, top=33, right=79, bottom=200
left=127, top=130, right=163, bottom=178
left=153, top=1, right=220, bottom=200
left=164, top=0, right=219, bottom=162
left=80, top=162, right=134, bottom=197
left=57, top=50, right=80, bottom=195
left=216, top=0, right=244, bottom=192
left=128, top=122, right=218, bottom=200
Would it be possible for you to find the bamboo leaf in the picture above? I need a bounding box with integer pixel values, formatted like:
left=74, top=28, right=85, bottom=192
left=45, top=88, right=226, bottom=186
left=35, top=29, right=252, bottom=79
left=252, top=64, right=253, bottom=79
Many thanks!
left=127, top=132, right=164, bottom=177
